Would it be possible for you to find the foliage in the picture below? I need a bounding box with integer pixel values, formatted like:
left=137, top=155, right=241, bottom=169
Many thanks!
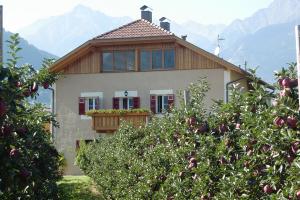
left=58, top=176, right=103, bottom=200
left=77, top=65, right=300, bottom=199
left=0, top=34, right=61, bottom=199
left=86, top=108, right=150, bottom=116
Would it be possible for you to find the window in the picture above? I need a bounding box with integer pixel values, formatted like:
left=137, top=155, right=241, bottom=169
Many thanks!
left=79, top=92, right=103, bottom=116
left=102, top=50, right=135, bottom=72
left=120, top=97, right=134, bottom=110
left=164, top=49, right=175, bottom=69
left=150, top=93, right=174, bottom=114
left=103, top=52, right=113, bottom=71
left=152, top=50, right=162, bottom=69
left=141, top=50, right=151, bottom=71
left=140, top=49, right=175, bottom=71
left=86, top=97, right=99, bottom=111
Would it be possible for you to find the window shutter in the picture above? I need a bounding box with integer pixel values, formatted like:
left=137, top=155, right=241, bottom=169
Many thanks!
left=168, top=94, right=175, bottom=108
left=95, top=97, right=100, bottom=110
left=113, top=97, right=120, bottom=109
left=133, top=97, right=140, bottom=109
left=150, top=95, right=156, bottom=114
left=79, top=97, right=85, bottom=115
left=76, top=140, right=80, bottom=150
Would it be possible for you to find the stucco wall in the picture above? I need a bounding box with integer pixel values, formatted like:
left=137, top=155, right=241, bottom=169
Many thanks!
left=54, top=69, right=225, bottom=175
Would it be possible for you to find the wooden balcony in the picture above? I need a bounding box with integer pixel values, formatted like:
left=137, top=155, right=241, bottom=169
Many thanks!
left=89, top=111, right=150, bottom=133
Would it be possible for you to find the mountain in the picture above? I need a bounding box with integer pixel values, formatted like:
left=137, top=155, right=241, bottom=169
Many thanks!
left=3, top=30, right=58, bottom=67
left=18, top=5, right=131, bottom=56
left=3, top=30, right=57, bottom=105
left=221, top=0, right=300, bottom=81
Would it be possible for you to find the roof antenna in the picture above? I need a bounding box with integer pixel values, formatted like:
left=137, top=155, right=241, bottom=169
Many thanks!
left=214, top=34, right=225, bottom=57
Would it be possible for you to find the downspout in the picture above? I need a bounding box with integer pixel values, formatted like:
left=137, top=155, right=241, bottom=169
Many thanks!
left=49, top=88, right=55, bottom=141
left=225, top=77, right=246, bottom=103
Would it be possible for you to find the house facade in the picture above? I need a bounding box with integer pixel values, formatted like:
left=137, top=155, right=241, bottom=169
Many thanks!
left=50, top=8, right=249, bottom=175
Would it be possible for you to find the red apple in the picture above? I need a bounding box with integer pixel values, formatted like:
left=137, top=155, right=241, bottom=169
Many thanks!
left=186, top=116, right=197, bottom=127
left=0, top=100, right=7, bottom=117
left=16, top=127, right=28, bottom=136
left=263, top=184, right=273, bottom=194
left=236, top=123, right=241, bottom=129
left=287, top=116, right=297, bottom=129
left=286, top=154, right=295, bottom=164
left=282, top=77, right=291, bottom=88
left=219, top=156, right=227, bottom=165
left=291, top=141, right=300, bottom=154
left=195, top=123, right=209, bottom=134
left=189, top=157, right=197, bottom=164
left=219, top=124, right=228, bottom=133
left=261, top=144, right=271, bottom=153
left=2, top=124, right=13, bottom=137
left=23, top=89, right=31, bottom=97
left=280, top=88, right=291, bottom=98
left=290, top=79, right=298, bottom=88
left=15, top=81, right=22, bottom=88
left=278, top=78, right=283, bottom=87
left=9, top=148, right=19, bottom=158
left=273, top=117, right=285, bottom=128
left=188, top=162, right=197, bottom=169
left=43, top=82, right=50, bottom=89
left=296, top=190, right=300, bottom=200
left=30, top=82, right=38, bottom=93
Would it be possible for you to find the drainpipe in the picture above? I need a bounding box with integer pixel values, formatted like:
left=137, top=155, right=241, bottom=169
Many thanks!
left=225, top=77, right=246, bottom=103
left=49, top=87, right=55, bottom=141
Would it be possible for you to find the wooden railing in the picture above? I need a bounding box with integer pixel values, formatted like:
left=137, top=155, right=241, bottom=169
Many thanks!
left=90, top=112, right=149, bottom=133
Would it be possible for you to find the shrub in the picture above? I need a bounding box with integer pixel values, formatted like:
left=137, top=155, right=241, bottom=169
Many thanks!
left=0, top=34, right=61, bottom=199
left=77, top=65, right=300, bottom=199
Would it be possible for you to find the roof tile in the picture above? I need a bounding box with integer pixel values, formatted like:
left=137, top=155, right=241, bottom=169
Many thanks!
left=94, top=19, right=174, bottom=40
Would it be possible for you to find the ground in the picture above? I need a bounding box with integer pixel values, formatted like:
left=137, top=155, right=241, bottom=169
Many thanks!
left=58, top=176, right=103, bottom=200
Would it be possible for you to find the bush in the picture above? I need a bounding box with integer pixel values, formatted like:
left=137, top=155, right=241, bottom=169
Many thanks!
left=0, top=34, right=61, bottom=199
left=77, top=65, right=300, bottom=199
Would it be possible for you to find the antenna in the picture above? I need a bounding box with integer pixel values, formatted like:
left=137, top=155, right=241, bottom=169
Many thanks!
left=214, top=34, right=225, bottom=57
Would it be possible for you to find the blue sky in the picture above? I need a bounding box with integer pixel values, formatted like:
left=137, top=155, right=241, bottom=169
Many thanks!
left=0, top=0, right=273, bottom=32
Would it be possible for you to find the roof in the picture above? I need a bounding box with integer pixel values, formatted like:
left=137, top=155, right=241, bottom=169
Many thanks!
left=49, top=19, right=255, bottom=80
left=94, top=19, right=174, bottom=40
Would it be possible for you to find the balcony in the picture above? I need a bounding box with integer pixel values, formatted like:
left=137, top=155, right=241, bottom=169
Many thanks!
left=87, top=109, right=150, bottom=133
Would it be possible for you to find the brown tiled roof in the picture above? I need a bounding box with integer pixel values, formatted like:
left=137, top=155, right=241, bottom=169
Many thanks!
left=94, top=19, right=174, bottom=40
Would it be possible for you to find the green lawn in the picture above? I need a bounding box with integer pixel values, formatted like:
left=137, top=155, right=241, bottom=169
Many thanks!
left=58, top=176, right=103, bottom=200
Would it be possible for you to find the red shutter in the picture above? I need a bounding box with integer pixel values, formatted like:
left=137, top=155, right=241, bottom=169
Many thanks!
left=95, top=97, right=100, bottom=110
left=79, top=97, right=85, bottom=115
left=113, top=97, right=120, bottom=109
left=150, top=95, right=156, bottom=114
left=168, top=94, right=175, bottom=108
left=133, top=97, right=140, bottom=109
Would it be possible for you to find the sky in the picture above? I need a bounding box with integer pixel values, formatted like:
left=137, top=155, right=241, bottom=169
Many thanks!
left=0, top=0, right=274, bottom=32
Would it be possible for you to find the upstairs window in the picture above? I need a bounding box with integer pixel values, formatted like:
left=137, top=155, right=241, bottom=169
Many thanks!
left=140, top=48, right=175, bottom=71
left=102, top=50, right=135, bottom=72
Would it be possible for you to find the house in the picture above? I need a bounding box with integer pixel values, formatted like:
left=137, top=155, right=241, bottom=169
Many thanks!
left=50, top=6, right=251, bottom=175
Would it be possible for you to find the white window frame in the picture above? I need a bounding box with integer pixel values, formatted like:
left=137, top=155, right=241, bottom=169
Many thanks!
left=80, top=92, right=103, bottom=120
left=150, top=89, right=174, bottom=114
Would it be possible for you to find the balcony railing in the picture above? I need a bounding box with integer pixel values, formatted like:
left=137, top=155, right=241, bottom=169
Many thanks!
left=87, top=110, right=150, bottom=133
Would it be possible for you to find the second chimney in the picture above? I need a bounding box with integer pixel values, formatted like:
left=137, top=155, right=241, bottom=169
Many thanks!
left=159, top=17, right=170, bottom=31
left=140, top=5, right=152, bottom=23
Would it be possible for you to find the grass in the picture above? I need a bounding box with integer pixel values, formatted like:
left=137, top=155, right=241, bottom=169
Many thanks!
left=58, top=176, right=103, bottom=200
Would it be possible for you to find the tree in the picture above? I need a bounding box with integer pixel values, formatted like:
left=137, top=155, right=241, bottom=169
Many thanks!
left=77, top=65, right=300, bottom=199
left=0, top=34, right=61, bottom=199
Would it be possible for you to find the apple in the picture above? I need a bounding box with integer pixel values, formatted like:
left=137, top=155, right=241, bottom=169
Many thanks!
left=282, top=77, right=291, bottom=88
left=2, top=124, right=13, bottom=137
left=9, top=148, right=19, bottom=158
left=195, top=123, right=209, bottom=134
left=20, top=169, right=30, bottom=180
left=263, top=184, right=273, bottom=194
left=159, top=175, right=166, bottom=181
left=296, top=190, right=300, bottom=200
left=188, top=162, right=197, bottom=169
left=189, top=157, right=197, bottom=164
left=280, top=88, right=291, bottom=98
left=16, top=127, right=28, bottom=136
left=219, top=124, right=228, bottom=133
left=15, top=81, right=22, bottom=88
left=261, top=144, right=271, bottom=153
left=278, top=78, right=283, bottom=87
left=219, top=156, right=227, bottom=165
left=273, top=117, right=285, bottom=128
left=186, top=116, right=197, bottom=127
left=179, top=171, right=185, bottom=178
left=30, top=82, right=38, bottom=93
left=287, top=116, right=297, bottom=129
left=291, top=141, right=300, bottom=154
left=236, top=123, right=241, bottom=129
left=0, top=99, right=7, bottom=117
left=286, top=154, right=295, bottom=164
left=43, top=82, right=50, bottom=89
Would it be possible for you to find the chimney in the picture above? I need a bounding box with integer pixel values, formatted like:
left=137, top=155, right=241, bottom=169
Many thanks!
left=159, top=17, right=170, bottom=31
left=140, top=5, right=152, bottom=23
left=181, top=35, right=187, bottom=41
